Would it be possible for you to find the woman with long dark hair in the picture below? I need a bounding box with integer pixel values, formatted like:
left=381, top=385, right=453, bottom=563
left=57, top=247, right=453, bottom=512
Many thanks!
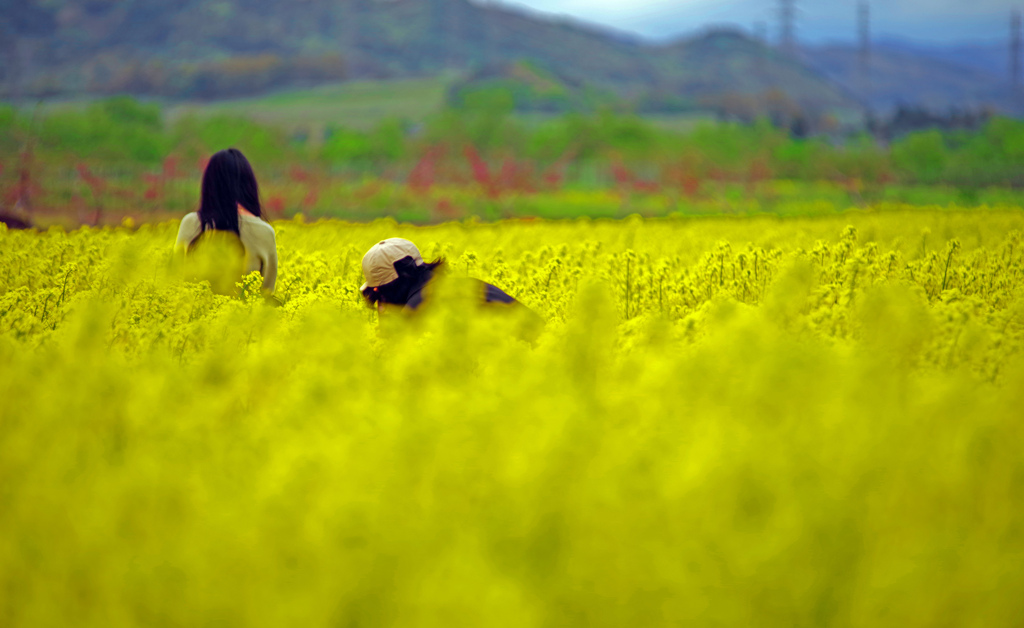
left=174, top=148, right=277, bottom=294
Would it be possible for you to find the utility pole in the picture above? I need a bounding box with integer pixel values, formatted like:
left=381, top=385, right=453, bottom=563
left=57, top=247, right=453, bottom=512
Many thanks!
left=779, top=0, right=797, bottom=57
left=858, top=2, right=871, bottom=95
left=1012, top=9, right=1022, bottom=93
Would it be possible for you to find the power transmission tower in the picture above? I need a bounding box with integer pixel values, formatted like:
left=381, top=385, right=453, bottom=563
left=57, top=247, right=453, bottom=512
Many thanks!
left=779, top=0, right=797, bottom=57
left=1012, top=10, right=1022, bottom=93
left=858, top=2, right=871, bottom=95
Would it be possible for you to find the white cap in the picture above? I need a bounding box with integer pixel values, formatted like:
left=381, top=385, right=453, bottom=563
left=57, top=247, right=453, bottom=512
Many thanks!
left=360, top=238, right=424, bottom=291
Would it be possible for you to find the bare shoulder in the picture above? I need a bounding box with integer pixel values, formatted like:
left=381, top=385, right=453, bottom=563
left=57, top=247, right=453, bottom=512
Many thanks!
left=241, top=214, right=274, bottom=231
left=176, top=212, right=201, bottom=245
left=240, top=215, right=276, bottom=242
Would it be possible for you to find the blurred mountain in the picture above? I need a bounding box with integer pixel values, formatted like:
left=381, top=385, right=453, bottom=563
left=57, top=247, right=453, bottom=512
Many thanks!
left=449, top=31, right=856, bottom=118
left=873, top=38, right=1007, bottom=78
left=805, top=42, right=1021, bottom=115
left=1, top=0, right=853, bottom=116
left=654, top=31, right=856, bottom=114
left=447, top=60, right=620, bottom=113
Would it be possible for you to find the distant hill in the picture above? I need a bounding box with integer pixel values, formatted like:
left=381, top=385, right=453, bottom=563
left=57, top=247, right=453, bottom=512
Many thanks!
left=874, top=38, right=1007, bottom=79
left=448, top=61, right=619, bottom=113
left=450, top=32, right=855, bottom=118
left=805, top=42, right=1022, bottom=115
left=653, top=31, right=857, bottom=114
left=0, top=0, right=858, bottom=118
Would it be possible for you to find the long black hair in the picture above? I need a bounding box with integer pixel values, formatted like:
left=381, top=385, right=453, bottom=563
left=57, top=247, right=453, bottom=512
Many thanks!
left=362, top=256, right=445, bottom=307
left=194, top=148, right=262, bottom=242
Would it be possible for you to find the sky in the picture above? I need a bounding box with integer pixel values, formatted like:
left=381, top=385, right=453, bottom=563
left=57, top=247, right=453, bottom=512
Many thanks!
left=499, top=0, right=1019, bottom=44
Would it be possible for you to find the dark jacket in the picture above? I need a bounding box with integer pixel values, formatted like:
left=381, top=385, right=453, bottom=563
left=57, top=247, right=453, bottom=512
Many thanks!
left=405, top=277, right=517, bottom=311
left=396, top=272, right=543, bottom=341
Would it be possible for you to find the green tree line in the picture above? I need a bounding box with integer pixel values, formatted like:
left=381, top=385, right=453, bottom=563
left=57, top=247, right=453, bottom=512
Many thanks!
left=3, top=96, right=1024, bottom=189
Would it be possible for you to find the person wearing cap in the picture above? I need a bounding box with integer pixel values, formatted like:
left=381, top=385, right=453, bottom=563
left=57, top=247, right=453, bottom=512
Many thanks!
left=359, top=238, right=531, bottom=314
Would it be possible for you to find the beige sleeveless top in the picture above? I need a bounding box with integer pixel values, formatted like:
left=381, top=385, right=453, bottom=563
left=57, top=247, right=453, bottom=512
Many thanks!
left=174, top=212, right=278, bottom=294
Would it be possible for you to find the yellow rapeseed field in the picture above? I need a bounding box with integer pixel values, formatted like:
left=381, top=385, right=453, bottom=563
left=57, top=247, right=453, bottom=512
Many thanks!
left=2, top=207, right=1024, bottom=627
